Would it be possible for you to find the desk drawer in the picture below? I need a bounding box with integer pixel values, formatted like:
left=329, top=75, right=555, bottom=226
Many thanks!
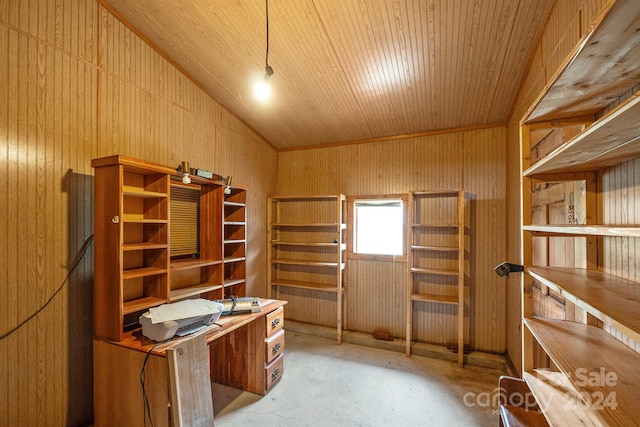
left=265, top=306, right=284, bottom=337
left=265, top=329, right=285, bottom=364
left=265, top=354, right=284, bottom=391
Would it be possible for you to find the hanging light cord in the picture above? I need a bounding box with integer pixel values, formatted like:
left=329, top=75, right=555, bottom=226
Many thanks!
left=265, top=0, right=269, bottom=66
left=264, top=0, right=273, bottom=78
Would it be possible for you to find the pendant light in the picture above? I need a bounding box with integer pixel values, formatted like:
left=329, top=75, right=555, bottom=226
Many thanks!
left=254, top=0, right=273, bottom=101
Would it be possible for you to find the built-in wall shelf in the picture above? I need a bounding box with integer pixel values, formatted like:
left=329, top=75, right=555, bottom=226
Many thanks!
left=524, top=1, right=640, bottom=123
left=523, top=224, right=640, bottom=237
left=267, top=194, right=347, bottom=343
left=515, top=1, right=640, bottom=425
left=524, top=317, right=640, bottom=426
left=528, top=267, right=640, bottom=343
left=524, top=90, right=640, bottom=176
left=406, top=190, right=466, bottom=365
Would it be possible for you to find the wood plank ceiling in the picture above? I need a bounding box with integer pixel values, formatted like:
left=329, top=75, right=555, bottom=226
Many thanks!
left=101, top=0, right=556, bottom=150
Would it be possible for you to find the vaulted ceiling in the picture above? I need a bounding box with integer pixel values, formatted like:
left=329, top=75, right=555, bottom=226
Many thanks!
left=101, top=0, right=556, bottom=150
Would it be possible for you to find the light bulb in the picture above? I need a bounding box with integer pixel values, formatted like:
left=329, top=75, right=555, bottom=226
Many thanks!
left=254, top=80, right=271, bottom=101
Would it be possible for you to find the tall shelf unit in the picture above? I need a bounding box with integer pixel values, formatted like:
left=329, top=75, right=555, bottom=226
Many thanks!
left=514, top=1, right=640, bottom=425
left=223, top=185, right=248, bottom=299
left=92, top=155, right=246, bottom=342
left=267, top=195, right=347, bottom=343
left=406, top=190, right=465, bottom=366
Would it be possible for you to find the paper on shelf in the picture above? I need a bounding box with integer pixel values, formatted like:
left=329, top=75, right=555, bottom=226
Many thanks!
left=148, top=298, right=221, bottom=324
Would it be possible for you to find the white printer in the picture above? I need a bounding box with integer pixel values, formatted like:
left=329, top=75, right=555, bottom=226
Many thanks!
left=139, top=298, right=224, bottom=342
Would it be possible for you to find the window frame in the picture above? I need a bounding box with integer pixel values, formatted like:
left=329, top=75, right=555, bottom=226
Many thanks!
left=347, top=194, right=408, bottom=262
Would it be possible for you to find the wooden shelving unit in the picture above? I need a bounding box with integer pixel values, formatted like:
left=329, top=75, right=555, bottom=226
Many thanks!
left=223, top=186, right=248, bottom=298
left=267, top=195, right=347, bottom=343
left=516, top=1, right=640, bottom=425
left=523, top=318, right=640, bottom=426
left=406, top=190, right=465, bottom=366
left=92, top=155, right=247, bottom=342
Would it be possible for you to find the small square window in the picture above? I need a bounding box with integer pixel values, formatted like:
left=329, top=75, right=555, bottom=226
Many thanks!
left=350, top=196, right=406, bottom=259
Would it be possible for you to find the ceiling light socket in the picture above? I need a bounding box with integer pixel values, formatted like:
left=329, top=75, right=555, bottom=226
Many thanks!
left=264, top=64, right=274, bottom=80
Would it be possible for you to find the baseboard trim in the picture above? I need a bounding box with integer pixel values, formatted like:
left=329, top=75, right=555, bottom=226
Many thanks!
left=285, top=320, right=508, bottom=372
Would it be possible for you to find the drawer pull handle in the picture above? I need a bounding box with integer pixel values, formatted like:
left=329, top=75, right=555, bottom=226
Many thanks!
left=272, top=343, right=281, bottom=354
left=271, top=318, right=281, bottom=329
left=271, top=367, right=280, bottom=379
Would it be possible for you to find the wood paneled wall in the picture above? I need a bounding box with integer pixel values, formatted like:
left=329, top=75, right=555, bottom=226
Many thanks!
left=0, top=0, right=277, bottom=424
left=276, top=126, right=507, bottom=353
left=505, top=0, right=609, bottom=373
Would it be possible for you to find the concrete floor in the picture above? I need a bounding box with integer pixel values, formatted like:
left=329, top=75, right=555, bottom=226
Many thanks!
left=212, top=331, right=505, bottom=426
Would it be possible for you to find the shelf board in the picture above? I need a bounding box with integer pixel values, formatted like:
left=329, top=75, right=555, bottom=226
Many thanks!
left=411, top=190, right=463, bottom=196
left=92, top=154, right=177, bottom=175
left=170, top=258, right=222, bottom=271
left=269, top=195, right=345, bottom=201
left=410, top=293, right=458, bottom=305
left=123, top=242, right=168, bottom=251
left=270, top=222, right=341, bottom=228
left=527, top=267, right=640, bottom=343
left=123, top=296, right=167, bottom=315
left=224, top=239, right=246, bottom=245
left=524, top=317, right=640, bottom=426
left=270, top=278, right=340, bottom=293
left=121, top=216, right=168, bottom=224
left=223, top=201, right=245, bottom=207
left=223, top=257, right=245, bottom=264
left=411, top=245, right=460, bottom=252
left=412, top=223, right=460, bottom=229
left=122, top=266, right=167, bottom=280
left=523, top=371, right=604, bottom=427
left=224, top=221, right=245, bottom=226
left=411, top=267, right=459, bottom=276
left=523, top=224, right=640, bottom=237
left=223, top=279, right=245, bottom=287
left=170, top=284, right=223, bottom=301
left=524, top=90, right=640, bottom=176
left=524, top=1, right=640, bottom=124
left=270, top=240, right=343, bottom=247
left=498, top=405, right=548, bottom=427
left=271, top=258, right=341, bottom=267
left=122, top=186, right=168, bottom=198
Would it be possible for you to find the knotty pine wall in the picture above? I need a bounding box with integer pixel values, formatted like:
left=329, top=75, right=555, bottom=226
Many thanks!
left=505, top=0, right=616, bottom=373
left=276, top=126, right=507, bottom=353
left=0, top=0, right=277, bottom=424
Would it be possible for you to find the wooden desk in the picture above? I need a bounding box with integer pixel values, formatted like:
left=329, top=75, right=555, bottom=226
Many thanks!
left=93, top=299, right=287, bottom=427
